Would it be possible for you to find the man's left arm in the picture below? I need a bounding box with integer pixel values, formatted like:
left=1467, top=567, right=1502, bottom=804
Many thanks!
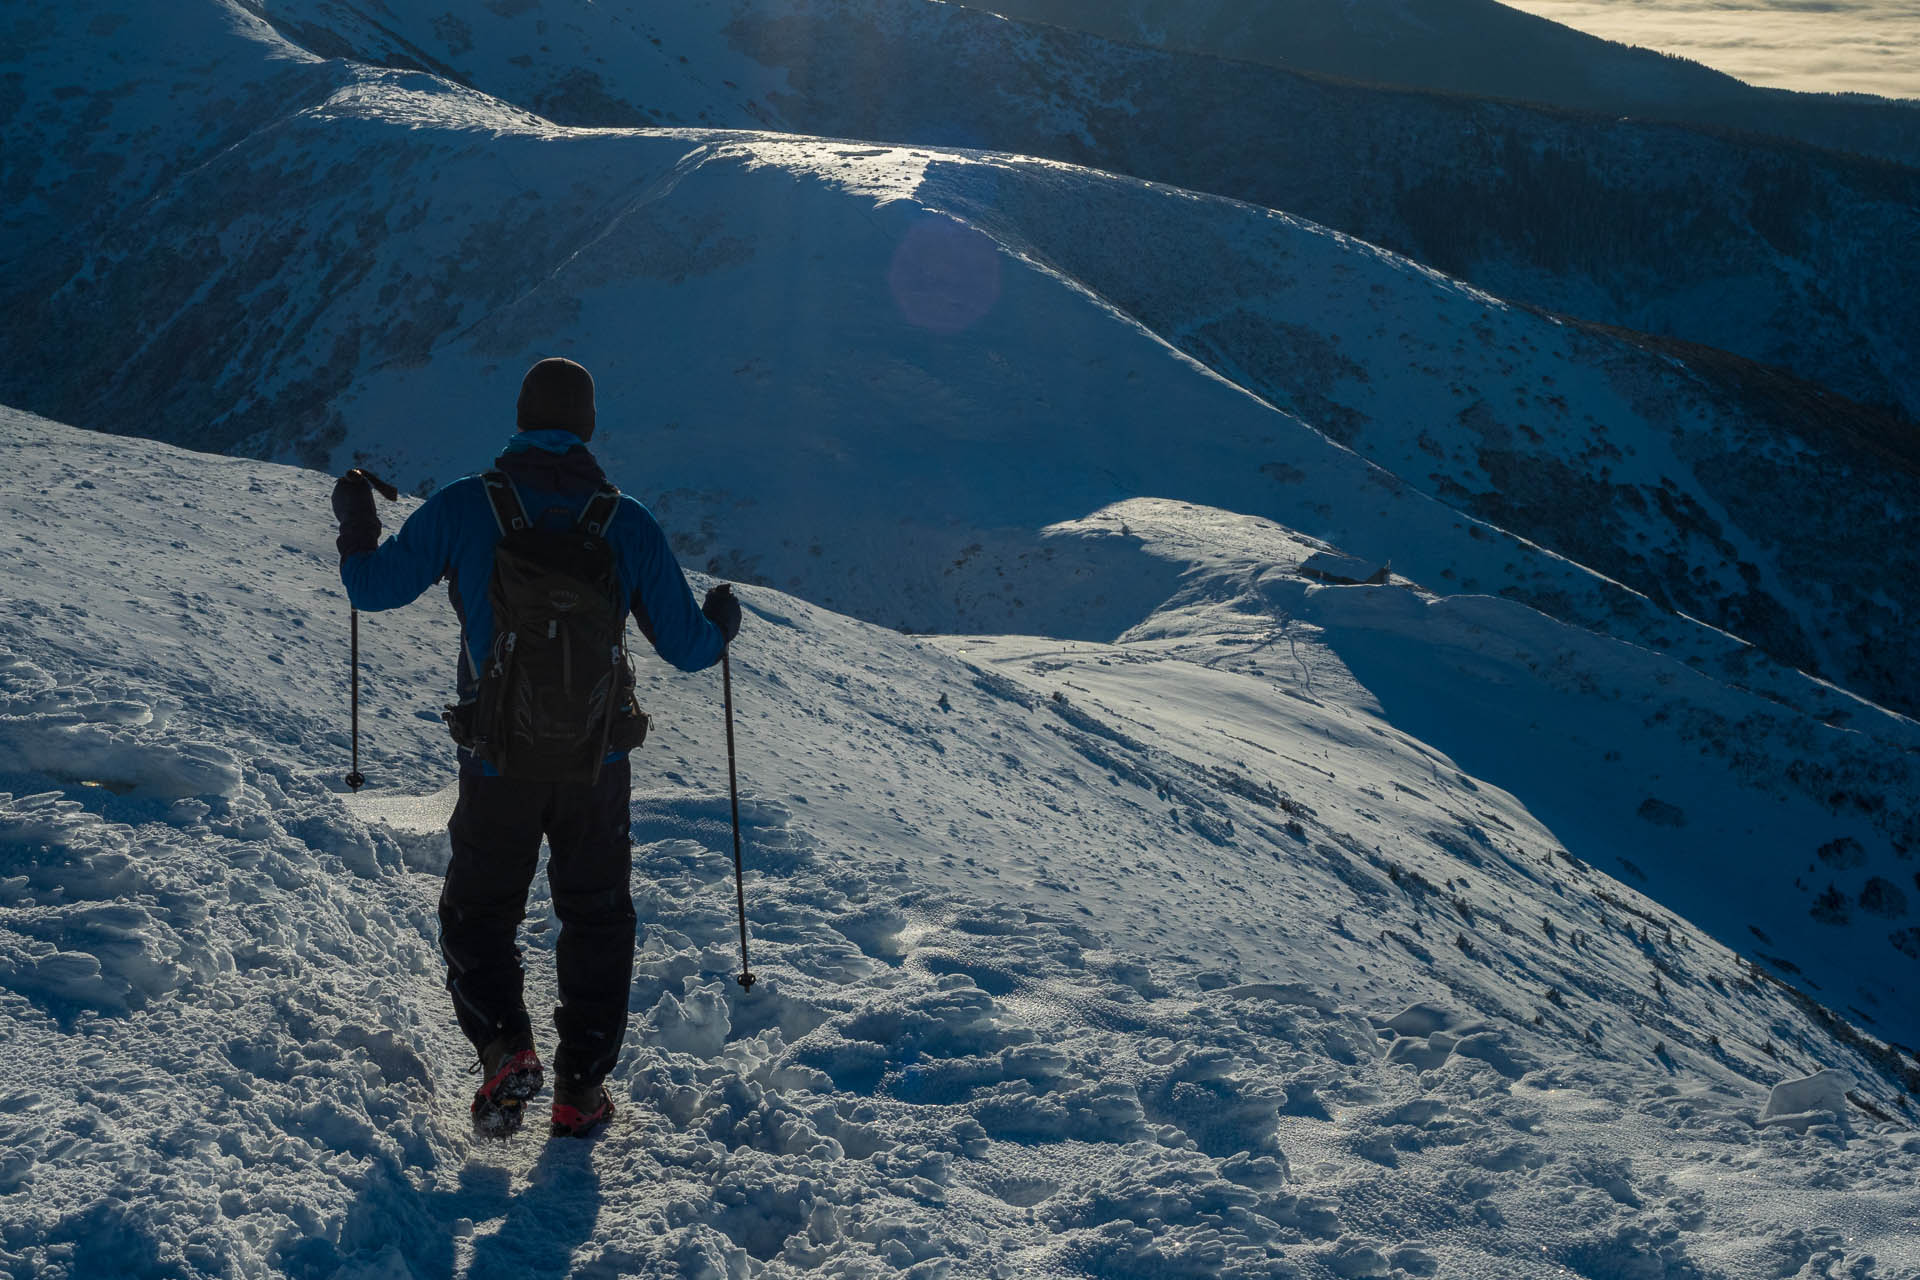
left=623, top=499, right=733, bottom=672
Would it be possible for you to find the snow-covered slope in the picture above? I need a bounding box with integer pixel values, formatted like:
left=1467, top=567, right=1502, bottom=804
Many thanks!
left=5, top=410, right=1918, bottom=1278
left=3, top=7, right=1918, bottom=724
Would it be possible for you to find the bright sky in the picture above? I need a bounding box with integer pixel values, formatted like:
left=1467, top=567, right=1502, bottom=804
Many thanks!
left=1501, top=0, right=1920, bottom=98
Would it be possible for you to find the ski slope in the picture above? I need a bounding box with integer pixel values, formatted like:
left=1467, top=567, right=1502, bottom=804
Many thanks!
left=4, top=409, right=1916, bottom=1278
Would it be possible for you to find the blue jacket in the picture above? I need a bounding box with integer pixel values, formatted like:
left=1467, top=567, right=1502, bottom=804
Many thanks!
left=341, top=431, right=726, bottom=733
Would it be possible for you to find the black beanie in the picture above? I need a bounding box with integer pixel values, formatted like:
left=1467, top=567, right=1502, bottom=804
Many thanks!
left=516, top=357, right=596, bottom=440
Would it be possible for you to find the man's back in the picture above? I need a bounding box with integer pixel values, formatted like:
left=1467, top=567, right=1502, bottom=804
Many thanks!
left=341, top=428, right=725, bottom=706
left=330, top=356, right=741, bottom=1139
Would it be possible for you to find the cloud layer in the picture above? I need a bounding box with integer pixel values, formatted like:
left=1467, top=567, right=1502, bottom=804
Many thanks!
left=1501, top=0, right=1920, bottom=98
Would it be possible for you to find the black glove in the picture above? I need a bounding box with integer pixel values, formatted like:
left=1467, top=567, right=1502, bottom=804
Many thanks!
left=332, top=469, right=393, bottom=560
left=702, top=583, right=742, bottom=644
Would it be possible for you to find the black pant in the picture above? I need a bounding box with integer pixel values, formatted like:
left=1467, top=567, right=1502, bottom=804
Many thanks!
left=439, top=757, right=635, bottom=1087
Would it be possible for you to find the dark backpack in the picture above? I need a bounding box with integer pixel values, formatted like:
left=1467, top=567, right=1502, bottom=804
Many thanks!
left=448, top=471, right=647, bottom=782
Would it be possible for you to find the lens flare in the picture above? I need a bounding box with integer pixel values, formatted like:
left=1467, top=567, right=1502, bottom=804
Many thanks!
left=888, top=216, right=1003, bottom=334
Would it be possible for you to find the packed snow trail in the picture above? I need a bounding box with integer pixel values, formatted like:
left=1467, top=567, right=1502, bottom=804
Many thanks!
left=3, top=412, right=1917, bottom=1278
left=7, top=740, right=1917, bottom=1278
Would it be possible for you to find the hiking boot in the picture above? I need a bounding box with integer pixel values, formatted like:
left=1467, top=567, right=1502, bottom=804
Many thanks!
left=549, top=1076, right=615, bottom=1139
left=471, top=1033, right=543, bottom=1139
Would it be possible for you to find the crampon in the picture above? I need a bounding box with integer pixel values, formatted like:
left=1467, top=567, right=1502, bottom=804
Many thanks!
left=471, top=1047, right=543, bottom=1140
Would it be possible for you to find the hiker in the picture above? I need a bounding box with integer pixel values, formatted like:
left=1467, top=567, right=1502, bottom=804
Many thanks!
left=331, top=356, right=742, bottom=1138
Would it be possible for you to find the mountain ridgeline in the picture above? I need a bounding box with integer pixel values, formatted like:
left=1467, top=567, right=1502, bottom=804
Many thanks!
left=964, top=0, right=1920, bottom=166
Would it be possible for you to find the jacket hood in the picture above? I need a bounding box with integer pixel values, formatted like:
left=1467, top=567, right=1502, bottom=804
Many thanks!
left=494, top=431, right=609, bottom=492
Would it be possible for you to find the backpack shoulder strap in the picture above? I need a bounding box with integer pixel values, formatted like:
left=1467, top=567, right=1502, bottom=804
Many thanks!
left=480, top=471, right=530, bottom=535
left=576, top=484, right=622, bottom=538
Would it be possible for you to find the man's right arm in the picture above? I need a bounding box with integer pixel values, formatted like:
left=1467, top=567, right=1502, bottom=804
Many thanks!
left=339, top=482, right=459, bottom=613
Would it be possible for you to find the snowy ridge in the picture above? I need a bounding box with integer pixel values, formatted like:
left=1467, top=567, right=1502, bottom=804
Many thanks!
left=4, top=410, right=1918, bottom=1277
left=186, top=0, right=1920, bottom=418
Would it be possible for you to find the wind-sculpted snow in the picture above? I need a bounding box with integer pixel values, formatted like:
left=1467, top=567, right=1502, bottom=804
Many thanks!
left=4, top=409, right=1919, bottom=1278
left=1060, top=497, right=1920, bottom=1046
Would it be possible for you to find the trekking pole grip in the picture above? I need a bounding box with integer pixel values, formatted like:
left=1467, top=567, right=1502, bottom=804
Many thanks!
left=723, top=646, right=755, bottom=991
left=338, top=470, right=394, bottom=794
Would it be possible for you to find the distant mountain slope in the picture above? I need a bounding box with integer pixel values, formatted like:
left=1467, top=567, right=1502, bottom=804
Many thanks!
left=0, top=12, right=309, bottom=250
left=964, top=0, right=1920, bottom=166
left=2, top=5, right=1917, bottom=722
left=910, top=155, right=1920, bottom=713
left=201, top=0, right=1920, bottom=421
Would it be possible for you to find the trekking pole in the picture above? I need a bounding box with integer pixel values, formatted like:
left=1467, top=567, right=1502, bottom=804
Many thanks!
left=722, top=646, right=756, bottom=991
left=339, top=468, right=397, bottom=795
left=347, top=607, right=366, bottom=792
